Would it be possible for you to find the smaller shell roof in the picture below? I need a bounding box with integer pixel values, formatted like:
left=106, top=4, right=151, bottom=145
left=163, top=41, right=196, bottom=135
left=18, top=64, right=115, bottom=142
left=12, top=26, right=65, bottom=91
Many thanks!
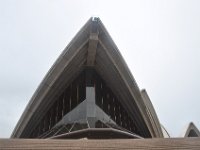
left=181, top=122, right=200, bottom=137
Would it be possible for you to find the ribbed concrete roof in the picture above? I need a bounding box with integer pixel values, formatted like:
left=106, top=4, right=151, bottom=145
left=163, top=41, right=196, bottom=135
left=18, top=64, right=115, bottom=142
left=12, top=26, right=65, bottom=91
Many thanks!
left=11, top=17, right=163, bottom=138
left=1, top=138, right=200, bottom=150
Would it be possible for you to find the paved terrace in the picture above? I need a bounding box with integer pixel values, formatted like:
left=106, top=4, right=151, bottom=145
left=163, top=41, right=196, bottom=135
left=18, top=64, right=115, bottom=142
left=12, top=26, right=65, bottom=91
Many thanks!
left=1, top=138, right=200, bottom=150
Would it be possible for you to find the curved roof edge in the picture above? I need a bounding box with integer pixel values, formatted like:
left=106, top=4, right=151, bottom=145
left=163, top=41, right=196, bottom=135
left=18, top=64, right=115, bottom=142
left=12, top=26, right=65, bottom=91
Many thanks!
left=160, top=124, right=170, bottom=138
left=140, top=89, right=163, bottom=138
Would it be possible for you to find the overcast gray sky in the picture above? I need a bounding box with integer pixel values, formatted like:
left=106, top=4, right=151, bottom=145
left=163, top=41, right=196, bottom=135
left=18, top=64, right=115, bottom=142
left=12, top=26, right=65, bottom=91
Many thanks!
left=0, top=0, right=200, bottom=138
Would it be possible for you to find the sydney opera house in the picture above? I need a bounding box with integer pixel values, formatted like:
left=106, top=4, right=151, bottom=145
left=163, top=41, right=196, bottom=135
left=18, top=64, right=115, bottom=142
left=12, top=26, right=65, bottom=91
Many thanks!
left=1, top=17, right=200, bottom=149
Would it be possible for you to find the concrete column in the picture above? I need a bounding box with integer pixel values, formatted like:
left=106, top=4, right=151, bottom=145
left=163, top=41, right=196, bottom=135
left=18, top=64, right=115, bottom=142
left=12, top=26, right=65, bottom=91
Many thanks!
left=86, top=87, right=96, bottom=128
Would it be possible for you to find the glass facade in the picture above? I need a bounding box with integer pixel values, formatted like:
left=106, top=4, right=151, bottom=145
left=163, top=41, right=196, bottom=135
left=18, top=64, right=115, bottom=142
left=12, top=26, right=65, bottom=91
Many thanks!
left=30, top=69, right=142, bottom=139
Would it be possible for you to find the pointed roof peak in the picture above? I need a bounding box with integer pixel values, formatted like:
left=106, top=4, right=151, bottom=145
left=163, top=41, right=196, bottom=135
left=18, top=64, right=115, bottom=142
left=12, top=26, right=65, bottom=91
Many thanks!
left=91, top=16, right=100, bottom=22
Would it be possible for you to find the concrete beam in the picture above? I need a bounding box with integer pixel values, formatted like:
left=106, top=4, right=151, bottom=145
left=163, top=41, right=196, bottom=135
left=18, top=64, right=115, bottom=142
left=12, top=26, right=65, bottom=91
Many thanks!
left=86, top=33, right=98, bottom=66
